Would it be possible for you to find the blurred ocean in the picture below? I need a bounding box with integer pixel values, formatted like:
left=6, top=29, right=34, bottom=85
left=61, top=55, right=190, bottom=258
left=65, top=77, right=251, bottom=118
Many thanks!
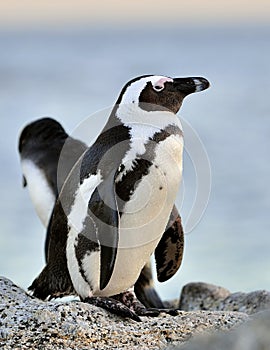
left=0, top=25, right=269, bottom=300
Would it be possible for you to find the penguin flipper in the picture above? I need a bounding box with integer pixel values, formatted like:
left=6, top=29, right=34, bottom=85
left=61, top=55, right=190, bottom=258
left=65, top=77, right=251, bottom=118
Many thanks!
left=154, top=205, right=184, bottom=282
left=88, top=171, right=119, bottom=291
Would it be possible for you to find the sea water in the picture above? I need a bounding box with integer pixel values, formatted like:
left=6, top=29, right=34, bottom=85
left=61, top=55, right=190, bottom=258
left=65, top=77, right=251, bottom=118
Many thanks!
left=0, top=25, right=269, bottom=300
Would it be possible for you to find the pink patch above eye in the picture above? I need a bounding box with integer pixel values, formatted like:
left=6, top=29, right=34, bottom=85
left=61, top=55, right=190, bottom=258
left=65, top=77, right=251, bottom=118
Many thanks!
left=154, top=77, right=173, bottom=89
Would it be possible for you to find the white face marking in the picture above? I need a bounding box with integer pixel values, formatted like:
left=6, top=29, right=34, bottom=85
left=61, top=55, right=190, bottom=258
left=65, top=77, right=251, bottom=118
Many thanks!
left=153, top=77, right=173, bottom=92
left=115, top=77, right=182, bottom=177
left=66, top=171, right=102, bottom=298
left=116, top=75, right=181, bottom=126
left=120, top=75, right=172, bottom=105
left=21, top=159, right=55, bottom=227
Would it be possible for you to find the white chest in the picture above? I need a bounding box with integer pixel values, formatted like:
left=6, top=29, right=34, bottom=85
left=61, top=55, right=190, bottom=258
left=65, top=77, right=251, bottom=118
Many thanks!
left=65, top=124, right=184, bottom=298
left=98, top=133, right=183, bottom=296
left=21, top=159, right=55, bottom=227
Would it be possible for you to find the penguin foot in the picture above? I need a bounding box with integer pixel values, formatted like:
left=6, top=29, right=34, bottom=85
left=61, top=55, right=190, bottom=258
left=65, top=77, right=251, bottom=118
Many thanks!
left=113, top=290, right=180, bottom=318
left=83, top=291, right=179, bottom=321
left=83, top=296, right=142, bottom=322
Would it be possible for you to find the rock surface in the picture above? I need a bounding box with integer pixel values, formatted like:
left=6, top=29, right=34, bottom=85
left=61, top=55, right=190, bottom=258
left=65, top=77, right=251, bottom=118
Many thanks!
left=179, top=282, right=230, bottom=311
left=0, top=277, right=248, bottom=350
left=166, top=311, right=270, bottom=350
left=179, top=282, right=270, bottom=314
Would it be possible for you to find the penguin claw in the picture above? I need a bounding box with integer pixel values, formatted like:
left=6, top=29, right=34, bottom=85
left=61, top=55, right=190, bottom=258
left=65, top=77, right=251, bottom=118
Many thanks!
left=83, top=296, right=142, bottom=322
left=135, top=307, right=180, bottom=317
left=135, top=307, right=160, bottom=317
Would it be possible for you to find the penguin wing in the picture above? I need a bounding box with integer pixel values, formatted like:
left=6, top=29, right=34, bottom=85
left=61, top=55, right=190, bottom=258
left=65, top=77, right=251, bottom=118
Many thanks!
left=43, top=137, right=88, bottom=260
left=88, top=170, right=120, bottom=290
left=154, top=205, right=184, bottom=282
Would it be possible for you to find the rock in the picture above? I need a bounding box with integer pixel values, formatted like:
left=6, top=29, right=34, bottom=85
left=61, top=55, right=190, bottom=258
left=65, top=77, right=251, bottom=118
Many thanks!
left=179, top=282, right=270, bottom=315
left=216, top=291, right=270, bottom=314
left=166, top=311, right=270, bottom=350
left=179, top=282, right=231, bottom=311
left=0, top=277, right=249, bottom=349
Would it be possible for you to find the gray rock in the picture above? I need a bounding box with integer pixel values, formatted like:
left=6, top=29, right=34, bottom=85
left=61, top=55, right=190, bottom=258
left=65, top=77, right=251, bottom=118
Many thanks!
left=166, top=311, right=270, bottom=350
left=0, top=277, right=249, bottom=350
left=179, top=282, right=270, bottom=315
left=217, top=291, right=270, bottom=314
left=179, top=282, right=231, bottom=311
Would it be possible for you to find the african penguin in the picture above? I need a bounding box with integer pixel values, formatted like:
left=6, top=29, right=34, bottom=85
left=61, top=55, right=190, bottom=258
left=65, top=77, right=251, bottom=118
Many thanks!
left=18, top=117, right=87, bottom=227
left=19, top=117, right=171, bottom=308
left=29, top=74, right=209, bottom=320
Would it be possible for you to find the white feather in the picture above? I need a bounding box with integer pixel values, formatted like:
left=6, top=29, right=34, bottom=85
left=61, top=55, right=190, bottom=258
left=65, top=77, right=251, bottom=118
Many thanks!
left=67, top=171, right=102, bottom=232
left=21, top=159, right=55, bottom=227
left=120, top=76, right=173, bottom=106
left=116, top=105, right=182, bottom=177
left=66, top=171, right=102, bottom=298
left=193, top=78, right=205, bottom=92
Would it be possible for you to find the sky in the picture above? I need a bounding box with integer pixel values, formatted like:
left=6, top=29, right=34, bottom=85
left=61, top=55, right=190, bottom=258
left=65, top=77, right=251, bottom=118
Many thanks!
left=0, top=0, right=269, bottom=28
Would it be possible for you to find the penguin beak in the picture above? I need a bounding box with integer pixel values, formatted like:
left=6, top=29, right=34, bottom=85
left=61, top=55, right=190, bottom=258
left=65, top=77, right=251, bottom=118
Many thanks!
left=173, top=77, right=210, bottom=95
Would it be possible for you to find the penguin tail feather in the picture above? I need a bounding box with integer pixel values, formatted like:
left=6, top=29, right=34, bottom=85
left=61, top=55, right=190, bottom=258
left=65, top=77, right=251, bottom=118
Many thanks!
left=28, top=263, right=75, bottom=300
left=135, top=285, right=165, bottom=309
left=28, top=267, right=53, bottom=300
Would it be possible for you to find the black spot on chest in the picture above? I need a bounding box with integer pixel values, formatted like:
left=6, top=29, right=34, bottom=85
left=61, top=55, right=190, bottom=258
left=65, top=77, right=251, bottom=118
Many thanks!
left=115, top=158, right=152, bottom=205
left=115, top=124, right=182, bottom=209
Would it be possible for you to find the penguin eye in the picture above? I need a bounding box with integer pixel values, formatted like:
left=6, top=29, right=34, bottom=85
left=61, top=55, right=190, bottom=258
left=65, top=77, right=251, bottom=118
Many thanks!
left=153, top=85, right=164, bottom=92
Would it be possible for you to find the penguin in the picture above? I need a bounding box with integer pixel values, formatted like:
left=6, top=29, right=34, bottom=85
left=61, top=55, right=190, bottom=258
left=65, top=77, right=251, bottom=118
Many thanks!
left=29, top=74, right=209, bottom=321
left=18, top=117, right=172, bottom=307
left=18, top=117, right=88, bottom=227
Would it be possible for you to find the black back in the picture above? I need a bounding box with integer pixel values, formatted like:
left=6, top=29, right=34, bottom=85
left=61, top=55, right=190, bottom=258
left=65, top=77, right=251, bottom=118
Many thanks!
left=19, top=117, right=88, bottom=196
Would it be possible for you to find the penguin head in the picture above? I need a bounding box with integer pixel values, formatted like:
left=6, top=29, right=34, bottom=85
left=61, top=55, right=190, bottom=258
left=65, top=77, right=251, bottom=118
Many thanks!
left=18, top=117, right=67, bottom=155
left=117, top=75, right=210, bottom=114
